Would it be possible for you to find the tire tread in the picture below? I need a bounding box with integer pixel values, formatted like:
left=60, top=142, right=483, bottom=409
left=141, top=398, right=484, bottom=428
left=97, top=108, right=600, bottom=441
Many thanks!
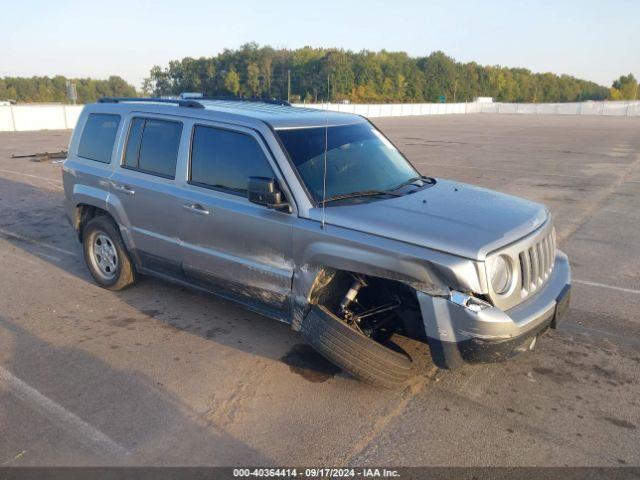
left=301, top=306, right=413, bottom=388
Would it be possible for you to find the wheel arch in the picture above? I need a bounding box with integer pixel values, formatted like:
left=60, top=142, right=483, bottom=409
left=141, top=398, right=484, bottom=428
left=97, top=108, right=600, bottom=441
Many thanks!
left=291, top=250, right=448, bottom=332
left=290, top=238, right=484, bottom=332
left=71, top=184, right=131, bottom=248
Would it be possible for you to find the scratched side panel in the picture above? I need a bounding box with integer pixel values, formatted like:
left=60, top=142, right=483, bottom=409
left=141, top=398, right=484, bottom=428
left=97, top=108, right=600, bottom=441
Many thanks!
left=178, top=186, right=295, bottom=321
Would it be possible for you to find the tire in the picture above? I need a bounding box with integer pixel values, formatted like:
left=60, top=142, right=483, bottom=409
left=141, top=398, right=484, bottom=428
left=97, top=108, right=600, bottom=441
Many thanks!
left=82, top=215, right=137, bottom=291
left=301, top=305, right=413, bottom=388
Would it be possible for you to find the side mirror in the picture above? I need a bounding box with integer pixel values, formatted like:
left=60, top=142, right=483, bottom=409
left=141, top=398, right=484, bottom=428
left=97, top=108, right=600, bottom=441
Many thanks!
left=248, top=177, right=290, bottom=212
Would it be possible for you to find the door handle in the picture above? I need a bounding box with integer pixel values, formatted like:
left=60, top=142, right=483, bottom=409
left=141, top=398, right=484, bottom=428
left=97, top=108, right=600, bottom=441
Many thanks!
left=183, top=203, right=210, bottom=215
left=111, top=182, right=135, bottom=195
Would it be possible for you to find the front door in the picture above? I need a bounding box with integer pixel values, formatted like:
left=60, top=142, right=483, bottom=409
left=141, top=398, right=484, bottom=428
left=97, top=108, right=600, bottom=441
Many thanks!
left=177, top=123, right=295, bottom=320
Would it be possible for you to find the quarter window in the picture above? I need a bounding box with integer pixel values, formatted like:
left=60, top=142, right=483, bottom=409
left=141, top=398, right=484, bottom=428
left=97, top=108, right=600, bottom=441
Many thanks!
left=123, top=118, right=144, bottom=169
left=190, top=126, right=274, bottom=195
left=77, top=113, right=120, bottom=163
left=123, top=117, right=182, bottom=178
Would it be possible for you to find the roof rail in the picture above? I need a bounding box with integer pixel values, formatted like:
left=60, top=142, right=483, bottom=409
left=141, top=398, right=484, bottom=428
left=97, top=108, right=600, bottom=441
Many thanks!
left=98, top=97, right=205, bottom=109
left=200, top=96, right=291, bottom=106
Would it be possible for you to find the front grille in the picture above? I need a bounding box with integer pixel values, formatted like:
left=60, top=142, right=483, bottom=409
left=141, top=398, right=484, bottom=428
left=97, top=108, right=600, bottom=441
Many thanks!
left=518, top=229, right=556, bottom=294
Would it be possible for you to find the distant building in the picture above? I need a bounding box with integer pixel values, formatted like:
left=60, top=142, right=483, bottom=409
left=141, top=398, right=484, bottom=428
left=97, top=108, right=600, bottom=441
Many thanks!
left=179, top=92, right=204, bottom=99
left=475, top=97, right=494, bottom=104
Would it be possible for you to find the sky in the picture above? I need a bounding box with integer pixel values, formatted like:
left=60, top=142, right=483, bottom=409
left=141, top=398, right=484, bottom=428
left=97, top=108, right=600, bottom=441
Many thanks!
left=2, top=0, right=639, bottom=89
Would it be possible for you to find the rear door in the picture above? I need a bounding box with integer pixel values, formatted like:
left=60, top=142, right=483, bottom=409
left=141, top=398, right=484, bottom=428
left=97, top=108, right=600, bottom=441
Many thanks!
left=109, top=114, right=186, bottom=276
left=176, top=122, right=295, bottom=320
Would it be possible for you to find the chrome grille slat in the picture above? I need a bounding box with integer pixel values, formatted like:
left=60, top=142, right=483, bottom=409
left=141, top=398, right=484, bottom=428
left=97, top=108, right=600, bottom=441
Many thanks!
left=542, top=236, right=549, bottom=278
left=540, top=237, right=547, bottom=279
left=520, top=251, right=531, bottom=291
left=536, top=242, right=544, bottom=285
left=529, top=246, right=539, bottom=289
left=551, top=230, right=556, bottom=271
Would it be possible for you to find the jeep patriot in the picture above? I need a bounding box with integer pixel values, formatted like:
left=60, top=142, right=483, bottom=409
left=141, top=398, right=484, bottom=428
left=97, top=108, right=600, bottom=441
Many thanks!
left=62, top=97, right=571, bottom=387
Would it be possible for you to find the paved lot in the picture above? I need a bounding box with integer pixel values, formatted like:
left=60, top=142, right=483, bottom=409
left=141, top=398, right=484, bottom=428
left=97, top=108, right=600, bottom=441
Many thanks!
left=0, top=114, right=638, bottom=467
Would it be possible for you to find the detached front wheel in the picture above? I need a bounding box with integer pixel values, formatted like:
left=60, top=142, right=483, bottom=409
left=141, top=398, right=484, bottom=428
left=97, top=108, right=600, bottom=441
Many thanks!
left=301, top=305, right=413, bottom=388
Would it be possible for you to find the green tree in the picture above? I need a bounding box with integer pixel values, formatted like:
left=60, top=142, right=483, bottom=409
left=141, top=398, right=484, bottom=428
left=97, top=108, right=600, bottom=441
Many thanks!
left=224, top=68, right=240, bottom=95
left=610, top=74, right=638, bottom=100
left=0, top=75, right=137, bottom=103
left=246, top=63, right=261, bottom=96
left=140, top=44, right=611, bottom=104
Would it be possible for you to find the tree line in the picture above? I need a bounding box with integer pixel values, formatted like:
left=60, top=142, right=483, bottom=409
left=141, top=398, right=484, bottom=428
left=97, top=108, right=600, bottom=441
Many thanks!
left=0, top=75, right=136, bottom=103
left=143, top=43, right=630, bottom=103
left=1, top=44, right=637, bottom=104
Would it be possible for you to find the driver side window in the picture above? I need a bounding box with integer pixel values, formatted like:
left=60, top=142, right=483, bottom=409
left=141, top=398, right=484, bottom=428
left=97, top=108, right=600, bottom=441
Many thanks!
left=189, top=125, right=274, bottom=196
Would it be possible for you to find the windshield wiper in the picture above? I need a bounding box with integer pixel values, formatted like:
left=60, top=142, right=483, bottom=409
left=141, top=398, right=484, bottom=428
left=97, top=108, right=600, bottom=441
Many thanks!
left=320, top=189, right=402, bottom=205
left=387, top=176, right=424, bottom=191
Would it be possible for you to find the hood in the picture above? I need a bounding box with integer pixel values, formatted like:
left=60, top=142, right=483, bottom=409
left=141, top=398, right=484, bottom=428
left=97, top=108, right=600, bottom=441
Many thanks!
left=309, top=178, right=548, bottom=260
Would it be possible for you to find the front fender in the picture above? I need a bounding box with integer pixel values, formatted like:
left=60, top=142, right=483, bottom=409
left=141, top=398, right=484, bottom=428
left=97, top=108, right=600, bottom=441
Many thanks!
left=299, top=239, right=450, bottom=293
left=290, top=220, right=484, bottom=330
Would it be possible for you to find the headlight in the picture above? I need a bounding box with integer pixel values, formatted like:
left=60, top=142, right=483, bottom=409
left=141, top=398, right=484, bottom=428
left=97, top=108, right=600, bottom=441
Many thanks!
left=490, top=255, right=513, bottom=294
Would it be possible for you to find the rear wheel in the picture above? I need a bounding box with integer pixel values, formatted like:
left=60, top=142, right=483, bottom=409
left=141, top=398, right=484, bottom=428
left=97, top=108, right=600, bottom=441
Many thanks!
left=82, top=216, right=136, bottom=291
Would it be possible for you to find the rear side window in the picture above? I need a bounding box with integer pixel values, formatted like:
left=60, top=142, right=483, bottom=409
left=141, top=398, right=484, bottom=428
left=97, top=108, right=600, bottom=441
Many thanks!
left=77, top=113, right=120, bottom=163
left=190, top=126, right=274, bottom=195
left=123, top=117, right=182, bottom=178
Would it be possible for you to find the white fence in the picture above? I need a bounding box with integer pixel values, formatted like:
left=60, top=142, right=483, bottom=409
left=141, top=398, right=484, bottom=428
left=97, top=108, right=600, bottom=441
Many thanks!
left=0, top=104, right=83, bottom=132
left=296, top=100, right=640, bottom=118
left=477, top=100, right=640, bottom=116
left=1, top=100, right=639, bottom=132
left=294, top=102, right=478, bottom=117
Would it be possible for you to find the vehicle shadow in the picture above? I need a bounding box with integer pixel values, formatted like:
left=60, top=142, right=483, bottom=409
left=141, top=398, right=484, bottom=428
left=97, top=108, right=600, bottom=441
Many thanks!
left=0, top=315, right=272, bottom=466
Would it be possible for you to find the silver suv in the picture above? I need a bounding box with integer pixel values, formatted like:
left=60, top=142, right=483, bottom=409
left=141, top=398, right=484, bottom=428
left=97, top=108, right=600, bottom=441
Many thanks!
left=63, top=97, right=571, bottom=387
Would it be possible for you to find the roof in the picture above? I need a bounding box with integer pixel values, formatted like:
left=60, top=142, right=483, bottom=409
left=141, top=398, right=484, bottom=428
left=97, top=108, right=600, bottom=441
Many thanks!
left=96, top=97, right=365, bottom=129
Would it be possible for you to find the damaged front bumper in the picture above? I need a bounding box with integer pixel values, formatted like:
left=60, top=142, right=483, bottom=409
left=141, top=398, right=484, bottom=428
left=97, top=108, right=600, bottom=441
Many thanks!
left=418, top=250, right=571, bottom=369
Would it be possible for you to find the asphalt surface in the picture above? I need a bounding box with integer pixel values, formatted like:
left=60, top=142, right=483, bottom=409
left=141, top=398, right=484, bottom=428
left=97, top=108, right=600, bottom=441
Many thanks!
left=0, top=114, right=638, bottom=467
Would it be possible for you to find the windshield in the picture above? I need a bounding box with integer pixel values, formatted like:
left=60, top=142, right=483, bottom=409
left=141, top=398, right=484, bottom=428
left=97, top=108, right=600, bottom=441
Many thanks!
left=277, top=123, right=419, bottom=203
